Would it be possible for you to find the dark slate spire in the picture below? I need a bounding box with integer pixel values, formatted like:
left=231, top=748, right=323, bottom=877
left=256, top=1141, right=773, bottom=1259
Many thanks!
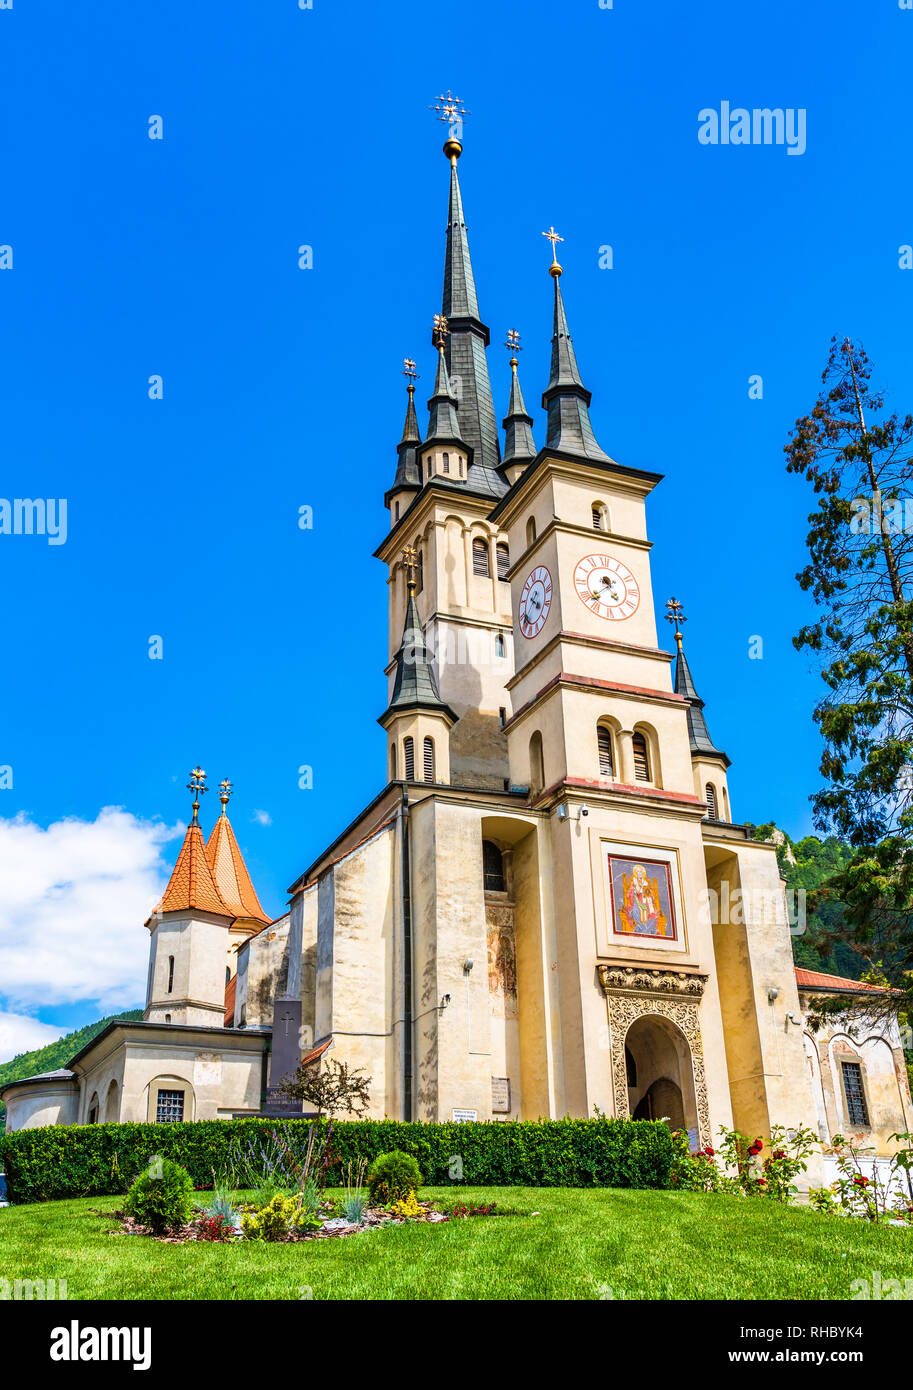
left=438, top=140, right=506, bottom=497
left=382, top=584, right=456, bottom=723
left=673, top=633, right=730, bottom=764
left=426, top=345, right=464, bottom=446
left=501, top=342, right=536, bottom=470
left=540, top=249, right=610, bottom=463
left=388, top=377, right=423, bottom=496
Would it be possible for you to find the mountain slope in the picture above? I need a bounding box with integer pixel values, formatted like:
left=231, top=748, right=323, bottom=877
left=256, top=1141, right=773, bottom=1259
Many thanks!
left=0, top=1010, right=142, bottom=1118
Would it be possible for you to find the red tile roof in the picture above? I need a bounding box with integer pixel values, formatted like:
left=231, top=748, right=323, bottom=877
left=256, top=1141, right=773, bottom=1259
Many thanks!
left=206, top=813, right=271, bottom=924
left=795, top=967, right=890, bottom=995
left=153, top=822, right=232, bottom=918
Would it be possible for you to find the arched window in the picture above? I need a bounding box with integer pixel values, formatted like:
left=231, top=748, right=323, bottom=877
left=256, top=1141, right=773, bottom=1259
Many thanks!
left=529, top=730, right=545, bottom=793
left=597, top=725, right=614, bottom=778
left=526, top=516, right=536, bottom=547
left=495, top=633, right=505, bottom=658
left=443, top=451, right=450, bottom=474
left=164, top=1013, right=172, bottom=1024
left=167, top=955, right=174, bottom=994
left=496, top=542, right=510, bottom=579
left=416, top=549, right=424, bottom=594
left=87, top=1093, right=99, bottom=1125
left=592, top=502, right=609, bottom=532
left=632, top=731, right=650, bottom=782
left=472, top=538, right=490, bottom=577
left=390, top=743, right=397, bottom=780
left=427, top=459, right=432, bottom=479
left=423, top=736, right=435, bottom=782
left=404, top=736, right=415, bottom=780
left=394, top=500, right=400, bottom=521
left=705, top=783, right=717, bottom=819
left=482, top=840, right=505, bottom=893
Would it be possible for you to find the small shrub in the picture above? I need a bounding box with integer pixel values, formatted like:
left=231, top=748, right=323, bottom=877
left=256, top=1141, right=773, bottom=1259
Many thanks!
left=123, top=1157, right=193, bottom=1233
left=342, top=1194, right=366, bottom=1224
left=367, top=1150, right=422, bottom=1204
left=390, top=1189, right=422, bottom=1218
left=197, top=1213, right=234, bottom=1242
left=241, top=1193, right=321, bottom=1241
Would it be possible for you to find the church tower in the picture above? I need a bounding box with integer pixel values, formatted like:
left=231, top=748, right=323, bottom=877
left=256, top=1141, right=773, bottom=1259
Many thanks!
left=376, top=121, right=514, bottom=791
left=205, top=778, right=272, bottom=965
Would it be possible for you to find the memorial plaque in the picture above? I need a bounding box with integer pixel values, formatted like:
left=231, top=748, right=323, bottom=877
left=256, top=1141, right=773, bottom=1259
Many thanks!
left=491, top=1077, right=511, bottom=1113
left=452, top=1107, right=478, bottom=1123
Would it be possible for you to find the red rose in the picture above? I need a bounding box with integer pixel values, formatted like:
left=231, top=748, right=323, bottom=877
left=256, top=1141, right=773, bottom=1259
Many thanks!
left=757, top=1177, right=767, bottom=1186
left=853, top=1176, right=870, bottom=1187
left=704, top=1146, right=715, bottom=1157
left=772, top=1149, right=786, bottom=1160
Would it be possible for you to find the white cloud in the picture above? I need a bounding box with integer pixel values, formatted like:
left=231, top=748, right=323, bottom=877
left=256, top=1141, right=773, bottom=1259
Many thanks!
left=0, top=809, right=184, bottom=1039
left=251, top=809, right=272, bottom=827
left=0, top=1010, right=65, bottom=1065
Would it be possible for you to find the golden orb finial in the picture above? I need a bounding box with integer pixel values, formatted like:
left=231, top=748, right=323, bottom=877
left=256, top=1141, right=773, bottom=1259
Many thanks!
left=443, top=136, right=462, bottom=164
left=543, top=226, right=564, bottom=278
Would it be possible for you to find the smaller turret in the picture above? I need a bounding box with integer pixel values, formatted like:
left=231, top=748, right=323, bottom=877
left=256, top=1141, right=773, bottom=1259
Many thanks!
left=420, top=316, right=471, bottom=486
left=385, top=358, right=423, bottom=526
left=665, top=599, right=732, bottom=822
left=501, top=329, right=537, bottom=486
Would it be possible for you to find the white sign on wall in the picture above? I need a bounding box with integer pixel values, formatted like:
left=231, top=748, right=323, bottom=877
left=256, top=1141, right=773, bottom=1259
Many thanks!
left=452, top=1108, right=478, bottom=1123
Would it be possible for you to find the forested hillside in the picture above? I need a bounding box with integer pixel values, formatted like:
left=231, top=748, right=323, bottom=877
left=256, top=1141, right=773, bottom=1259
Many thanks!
left=0, top=1010, right=142, bottom=1120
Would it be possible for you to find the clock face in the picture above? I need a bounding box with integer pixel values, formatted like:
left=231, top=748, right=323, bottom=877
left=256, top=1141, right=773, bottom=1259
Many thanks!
left=518, top=565, right=552, bottom=638
left=574, top=553, right=640, bottom=621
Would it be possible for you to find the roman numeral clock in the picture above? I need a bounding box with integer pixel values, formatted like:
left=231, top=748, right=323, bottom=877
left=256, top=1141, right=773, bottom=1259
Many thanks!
left=573, top=553, right=640, bottom=621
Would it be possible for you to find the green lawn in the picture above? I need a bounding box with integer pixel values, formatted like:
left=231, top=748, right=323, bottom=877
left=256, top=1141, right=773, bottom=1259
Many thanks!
left=2, top=1187, right=911, bottom=1300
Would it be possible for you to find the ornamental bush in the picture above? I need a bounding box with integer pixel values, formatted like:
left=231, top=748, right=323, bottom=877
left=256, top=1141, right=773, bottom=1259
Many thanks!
left=0, top=1114, right=674, bottom=1203
left=123, top=1156, right=193, bottom=1233
left=367, top=1150, right=422, bottom=1204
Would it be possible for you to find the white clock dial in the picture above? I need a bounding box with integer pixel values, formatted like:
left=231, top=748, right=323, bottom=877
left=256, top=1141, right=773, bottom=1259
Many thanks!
left=518, top=565, right=552, bottom=638
left=573, top=553, right=640, bottom=621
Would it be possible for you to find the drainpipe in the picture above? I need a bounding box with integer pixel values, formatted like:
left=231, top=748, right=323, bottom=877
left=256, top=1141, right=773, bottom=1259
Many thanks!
left=400, top=788, right=414, bottom=1122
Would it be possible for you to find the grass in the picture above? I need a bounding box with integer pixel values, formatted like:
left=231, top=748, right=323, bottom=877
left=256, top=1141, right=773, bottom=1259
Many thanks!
left=1, top=1187, right=911, bottom=1300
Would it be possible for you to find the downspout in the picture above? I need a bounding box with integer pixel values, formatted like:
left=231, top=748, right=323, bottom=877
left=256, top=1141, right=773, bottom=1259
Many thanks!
left=400, top=788, right=414, bottom=1122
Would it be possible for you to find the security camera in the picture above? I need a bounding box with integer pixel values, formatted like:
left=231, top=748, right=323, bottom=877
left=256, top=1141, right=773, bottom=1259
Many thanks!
left=440, top=993, right=451, bottom=1009
left=580, top=804, right=589, bottom=817
left=463, top=958, right=474, bottom=974
left=767, top=987, right=779, bottom=1003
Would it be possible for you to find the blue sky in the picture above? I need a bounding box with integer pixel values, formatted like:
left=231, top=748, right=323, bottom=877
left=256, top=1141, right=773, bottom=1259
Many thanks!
left=1, top=1, right=911, bottom=1044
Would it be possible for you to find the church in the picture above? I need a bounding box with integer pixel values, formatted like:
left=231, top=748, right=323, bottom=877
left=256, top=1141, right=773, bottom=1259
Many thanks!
left=4, top=116, right=910, bottom=1175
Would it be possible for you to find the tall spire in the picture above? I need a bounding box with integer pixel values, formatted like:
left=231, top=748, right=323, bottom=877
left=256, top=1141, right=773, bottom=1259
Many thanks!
left=151, top=768, right=233, bottom=919
left=434, top=107, right=505, bottom=496
left=381, top=549, right=456, bottom=723
left=501, top=329, right=537, bottom=472
left=387, top=359, right=423, bottom=499
left=205, top=780, right=272, bottom=926
left=665, top=599, right=730, bottom=763
left=540, top=229, right=609, bottom=462
left=425, top=320, right=464, bottom=446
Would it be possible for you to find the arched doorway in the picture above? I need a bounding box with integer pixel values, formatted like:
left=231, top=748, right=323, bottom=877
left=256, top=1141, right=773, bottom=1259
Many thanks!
left=625, top=1014, right=699, bottom=1136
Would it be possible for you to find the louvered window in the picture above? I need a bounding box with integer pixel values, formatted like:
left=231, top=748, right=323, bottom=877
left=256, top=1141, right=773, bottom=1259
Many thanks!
left=705, top=783, right=717, bottom=819
left=841, top=1061, right=869, bottom=1126
left=404, top=737, right=415, bottom=780
left=423, top=736, right=435, bottom=783
left=632, top=732, right=650, bottom=782
left=496, top=542, right=510, bottom=579
left=443, top=452, right=450, bottom=474
left=592, top=504, right=605, bottom=531
left=473, top=539, right=490, bottom=577
left=598, top=726, right=614, bottom=778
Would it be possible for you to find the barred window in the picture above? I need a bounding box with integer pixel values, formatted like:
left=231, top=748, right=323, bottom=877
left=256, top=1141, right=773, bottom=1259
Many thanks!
left=705, top=783, right=717, bottom=819
left=156, top=1089, right=184, bottom=1124
left=496, top=542, right=510, bottom=579
left=404, top=736, right=415, bottom=781
left=592, top=503, right=608, bottom=531
left=841, top=1061, right=869, bottom=1127
left=473, top=538, right=490, bottom=577
left=443, top=452, right=450, bottom=474
left=423, top=736, right=435, bottom=783
left=598, top=726, right=614, bottom=778
left=632, top=732, right=650, bottom=782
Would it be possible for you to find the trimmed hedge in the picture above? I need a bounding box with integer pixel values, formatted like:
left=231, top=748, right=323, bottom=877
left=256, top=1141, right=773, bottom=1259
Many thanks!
left=0, top=1115, right=673, bottom=1204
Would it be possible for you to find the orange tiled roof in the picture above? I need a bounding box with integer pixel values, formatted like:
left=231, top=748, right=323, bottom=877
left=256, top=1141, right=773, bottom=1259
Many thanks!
left=153, top=822, right=232, bottom=918
left=224, top=974, right=237, bottom=1027
left=795, top=967, right=890, bottom=995
left=205, top=812, right=271, bottom=924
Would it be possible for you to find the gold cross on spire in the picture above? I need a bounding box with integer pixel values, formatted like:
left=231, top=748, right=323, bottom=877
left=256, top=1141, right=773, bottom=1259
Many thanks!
left=542, top=225, right=564, bottom=278
left=505, top=328, right=522, bottom=364
left=432, top=313, right=449, bottom=351
left=402, top=357, right=418, bottom=387
left=402, top=545, right=420, bottom=593
left=429, top=90, right=471, bottom=135
left=187, top=766, right=208, bottom=824
left=664, top=597, right=687, bottom=649
left=219, top=778, right=233, bottom=813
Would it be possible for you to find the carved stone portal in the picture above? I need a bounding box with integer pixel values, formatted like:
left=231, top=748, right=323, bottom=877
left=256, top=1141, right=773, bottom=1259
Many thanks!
left=598, top=966, right=711, bottom=1147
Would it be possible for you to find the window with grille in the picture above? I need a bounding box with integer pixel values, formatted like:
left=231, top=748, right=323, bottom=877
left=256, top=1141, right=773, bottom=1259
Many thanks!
left=841, top=1061, right=869, bottom=1126
left=496, top=542, right=510, bottom=579
left=482, top=840, right=505, bottom=893
left=156, top=1089, right=185, bottom=1124
left=705, top=783, right=717, bottom=819
left=443, top=452, right=450, bottom=473
left=404, top=737, right=415, bottom=780
left=167, top=955, right=174, bottom=993
left=473, top=538, right=490, bottom=577
left=632, top=732, right=650, bottom=781
left=423, top=736, right=435, bottom=783
left=598, top=726, right=614, bottom=778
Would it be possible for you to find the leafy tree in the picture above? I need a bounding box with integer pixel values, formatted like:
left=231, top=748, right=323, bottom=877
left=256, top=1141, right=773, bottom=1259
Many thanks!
left=279, top=1056, right=371, bottom=1119
left=785, top=336, right=913, bottom=1016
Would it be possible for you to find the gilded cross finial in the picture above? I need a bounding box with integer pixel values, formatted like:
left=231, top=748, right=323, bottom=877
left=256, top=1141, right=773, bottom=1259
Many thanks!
left=219, top=778, right=233, bottom=813
left=402, top=545, right=420, bottom=594
left=432, top=314, right=449, bottom=351
left=505, top=328, right=522, bottom=366
left=542, top=225, right=564, bottom=278
left=402, top=357, right=418, bottom=390
left=430, top=90, right=471, bottom=150
left=664, top=597, right=687, bottom=648
left=187, top=766, right=208, bottom=824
